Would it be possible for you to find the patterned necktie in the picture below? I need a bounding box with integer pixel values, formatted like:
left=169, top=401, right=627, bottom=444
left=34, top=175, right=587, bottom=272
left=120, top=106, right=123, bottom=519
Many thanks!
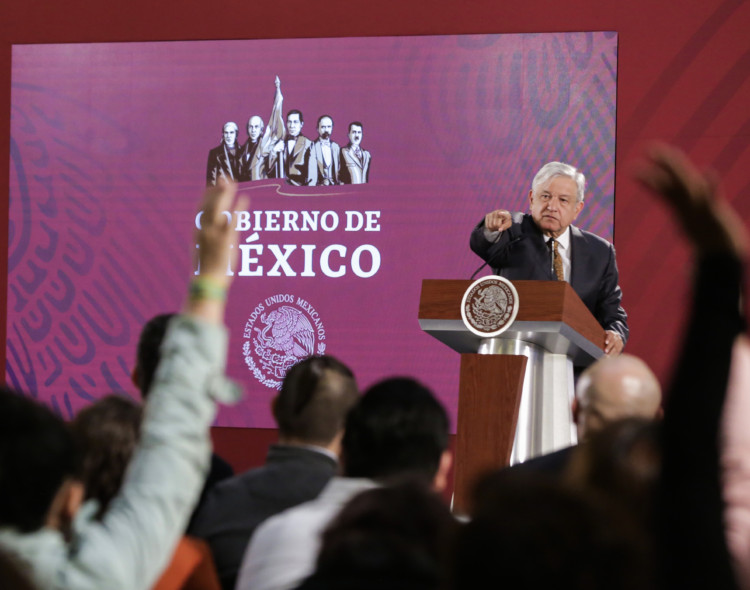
left=551, top=239, right=565, bottom=281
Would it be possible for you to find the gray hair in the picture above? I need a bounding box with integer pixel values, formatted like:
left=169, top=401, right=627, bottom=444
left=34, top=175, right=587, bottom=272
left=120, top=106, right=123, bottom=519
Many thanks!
left=222, top=122, right=239, bottom=147
left=531, top=162, right=586, bottom=203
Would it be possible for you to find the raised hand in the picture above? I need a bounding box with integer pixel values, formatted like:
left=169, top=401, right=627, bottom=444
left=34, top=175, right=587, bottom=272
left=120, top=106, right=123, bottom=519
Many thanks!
left=186, top=181, right=249, bottom=323
left=635, top=143, right=747, bottom=258
left=483, top=209, right=512, bottom=233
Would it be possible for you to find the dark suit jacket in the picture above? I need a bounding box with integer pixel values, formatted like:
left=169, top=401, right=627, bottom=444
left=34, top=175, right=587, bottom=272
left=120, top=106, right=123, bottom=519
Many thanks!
left=187, top=453, right=234, bottom=531
left=503, top=445, right=575, bottom=478
left=188, top=445, right=337, bottom=590
left=238, top=139, right=268, bottom=182
left=470, top=212, right=628, bottom=343
left=206, top=142, right=240, bottom=186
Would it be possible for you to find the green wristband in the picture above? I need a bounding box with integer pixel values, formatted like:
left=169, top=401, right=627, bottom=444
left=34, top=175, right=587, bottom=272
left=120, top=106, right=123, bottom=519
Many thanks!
left=189, top=277, right=227, bottom=302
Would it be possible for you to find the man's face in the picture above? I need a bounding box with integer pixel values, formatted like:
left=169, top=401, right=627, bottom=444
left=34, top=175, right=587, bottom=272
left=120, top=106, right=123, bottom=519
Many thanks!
left=528, top=176, right=583, bottom=238
left=287, top=114, right=302, bottom=137
left=223, top=126, right=237, bottom=147
left=348, top=125, right=362, bottom=147
left=247, top=117, right=263, bottom=142
left=317, top=117, right=333, bottom=140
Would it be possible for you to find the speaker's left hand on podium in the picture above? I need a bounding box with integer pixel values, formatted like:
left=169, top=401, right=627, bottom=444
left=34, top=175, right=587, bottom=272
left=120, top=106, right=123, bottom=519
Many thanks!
left=604, top=330, right=624, bottom=356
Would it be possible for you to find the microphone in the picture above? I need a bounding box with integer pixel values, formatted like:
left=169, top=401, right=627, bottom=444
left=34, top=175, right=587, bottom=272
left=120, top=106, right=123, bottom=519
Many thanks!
left=470, top=233, right=525, bottom=280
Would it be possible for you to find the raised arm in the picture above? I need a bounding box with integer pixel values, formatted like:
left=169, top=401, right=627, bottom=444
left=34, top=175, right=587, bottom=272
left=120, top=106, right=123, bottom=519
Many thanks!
left=65, top=182, right=248, bottom=590
left=635, top=144, right=747, bottom=257
left=186, top=182, right=246, bottom=323
left=469, top=209, right=517, bottom=263
left=636, top=143, right=746, bottom=590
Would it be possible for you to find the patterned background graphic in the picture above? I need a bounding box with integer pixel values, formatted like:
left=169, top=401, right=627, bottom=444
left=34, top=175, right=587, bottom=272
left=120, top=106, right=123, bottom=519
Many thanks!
left=1, top=0, right=749, bottom=463
left=7, top=33, right=617, bottom=427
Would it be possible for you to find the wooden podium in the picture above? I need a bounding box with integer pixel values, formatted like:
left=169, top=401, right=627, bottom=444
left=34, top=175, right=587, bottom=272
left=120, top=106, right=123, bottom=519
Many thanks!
left=418, top=279, right=605, bottom=513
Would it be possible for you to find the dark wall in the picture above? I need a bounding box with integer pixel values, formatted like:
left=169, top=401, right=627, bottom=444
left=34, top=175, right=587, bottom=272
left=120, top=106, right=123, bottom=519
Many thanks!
left=2, top=0, right=749, bottom=473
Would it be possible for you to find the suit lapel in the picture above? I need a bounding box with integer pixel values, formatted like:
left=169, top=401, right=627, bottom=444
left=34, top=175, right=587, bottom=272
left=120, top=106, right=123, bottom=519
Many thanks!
left=522, top=215, right=555, bottom=280
left=311, top=142, right=322, bottom=174
left=569, top=225, right=586, bottom=291
left=313, top=141, right=333, bottom=177
left=332, top=143, right=340, bottom=177
left=250, top=140, right=260, bottom=161
left=222, top=143, right=235, bottom=181
left=351, top=148, right=364, bottom=169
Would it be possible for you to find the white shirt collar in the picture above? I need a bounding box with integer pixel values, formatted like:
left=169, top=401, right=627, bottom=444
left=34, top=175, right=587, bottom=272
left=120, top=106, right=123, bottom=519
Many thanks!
left=546, top=226, right=571, bottom=250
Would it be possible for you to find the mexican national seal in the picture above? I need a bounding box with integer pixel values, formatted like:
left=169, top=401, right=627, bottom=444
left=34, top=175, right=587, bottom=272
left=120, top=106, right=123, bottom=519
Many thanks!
left=461, top=276, right=519, bottom=337
left=243, top=294, right=327, bottom=389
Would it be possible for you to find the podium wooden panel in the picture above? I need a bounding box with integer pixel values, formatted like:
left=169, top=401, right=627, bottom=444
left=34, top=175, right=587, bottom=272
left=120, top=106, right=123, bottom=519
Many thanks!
left=419, top=279, right=605, bottom=514
left=456, top=354, right=526, bottom=512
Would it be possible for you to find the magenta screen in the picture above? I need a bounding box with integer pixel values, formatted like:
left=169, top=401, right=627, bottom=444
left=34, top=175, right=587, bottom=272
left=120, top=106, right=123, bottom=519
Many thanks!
left=8, top=33, right=617, bottom=428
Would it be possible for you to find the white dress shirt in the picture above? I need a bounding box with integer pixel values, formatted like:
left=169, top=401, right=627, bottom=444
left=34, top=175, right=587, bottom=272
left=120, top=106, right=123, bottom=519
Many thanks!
left=235, top=477, right=378, bottom=590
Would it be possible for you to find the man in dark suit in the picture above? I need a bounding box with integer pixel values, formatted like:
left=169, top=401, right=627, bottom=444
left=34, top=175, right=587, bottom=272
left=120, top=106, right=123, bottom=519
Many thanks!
left=470, top=161, right=628, bottom=355
left=510, top=353, right=662, bottom=475
left=238, top=115, right=268, bottom=182
left=206, top=122, right=241, bottom=186
left=340, top=121, right=371, bottom=184
left=308, top=115, right=341, bottom=186
left=270, top=109, right=312, bottom=186
left=188, top=355, right=359, bottom=590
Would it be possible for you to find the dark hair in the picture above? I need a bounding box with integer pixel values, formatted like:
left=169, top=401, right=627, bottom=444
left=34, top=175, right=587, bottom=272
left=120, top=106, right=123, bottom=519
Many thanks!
left=0, top=387, right=78, bottom=532
left=274, top=356, right=358, bottom=446
left=71, top=395, right=142, bottom=519
left=317, top=114, right=333, bottom=127
left=135, top=313, right=176, bottom=397
left=448, top=471, right=654, bottom=590
left=300, top=481, right=456, bottom=590
left=348, top=121, right=363, bottom=133
left=567, top=417, right=661, bottom=524
left=342, top=378, right=449, bottom=482
left=287, top=109, right=304, bottom=123
left=0, top=549, right=37, bottom=590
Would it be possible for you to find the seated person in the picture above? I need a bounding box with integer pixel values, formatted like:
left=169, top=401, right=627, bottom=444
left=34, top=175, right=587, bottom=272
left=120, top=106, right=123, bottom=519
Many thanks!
left=0, top=181, right=247, bottom=590
left=189, top=355, right=358, bottom=590
left=235, top=377, right=453, bottom=590
left=509, top=354, right=661, bottom=476
left=295, top=481, right=456, bottom=590
left=72, top=395, right=221, bottom=590
left=134, top=312, right=234, bottom=528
